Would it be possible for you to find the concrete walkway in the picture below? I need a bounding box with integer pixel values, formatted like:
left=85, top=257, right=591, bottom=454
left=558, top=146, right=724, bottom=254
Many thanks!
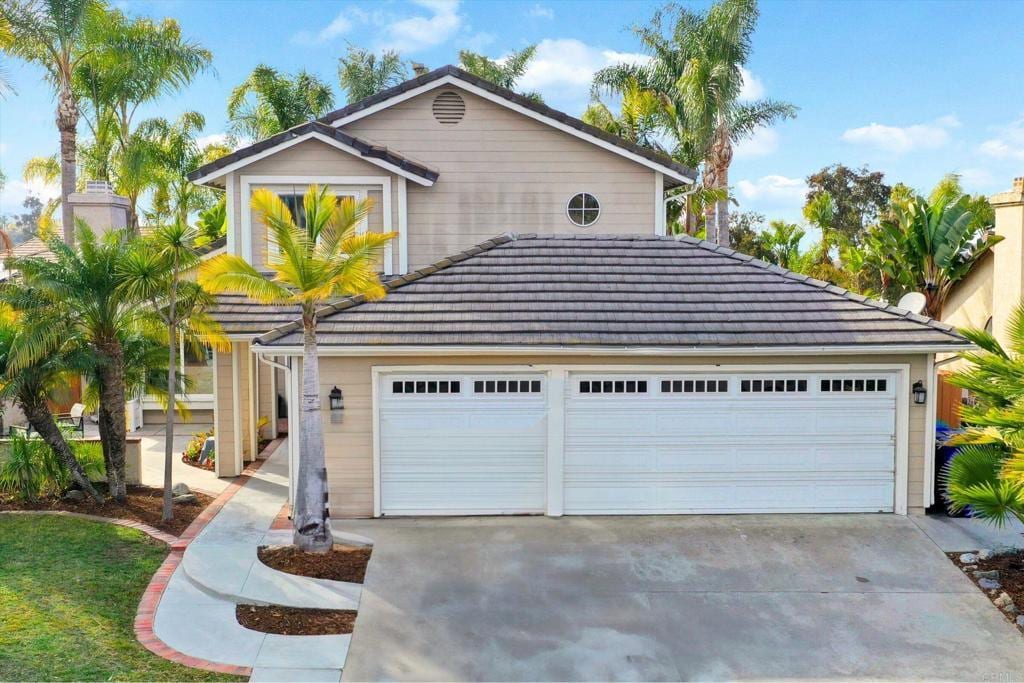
left=911, top=512, right=1024, bottom=552
left=136, top=423, right=230, bottom=496
left=152, top=440, right=368, bottom=682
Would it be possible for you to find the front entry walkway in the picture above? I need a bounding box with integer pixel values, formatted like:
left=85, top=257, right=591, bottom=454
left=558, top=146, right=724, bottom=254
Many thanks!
left=150, top=440, right=370, bottom=682
left=336, top=514, right=1024, bottom=681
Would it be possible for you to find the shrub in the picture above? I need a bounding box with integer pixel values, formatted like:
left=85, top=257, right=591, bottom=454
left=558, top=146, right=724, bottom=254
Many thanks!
left=0, top=434, right=107, bottom=502
left=183, top=430, right=215, bottom=468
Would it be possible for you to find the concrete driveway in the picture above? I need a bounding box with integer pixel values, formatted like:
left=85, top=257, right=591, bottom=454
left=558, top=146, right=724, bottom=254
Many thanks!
left=337, top=515, right=1024, bottom=681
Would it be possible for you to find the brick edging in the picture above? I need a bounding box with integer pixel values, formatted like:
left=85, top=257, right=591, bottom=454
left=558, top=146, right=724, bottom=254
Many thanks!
left=0, top=509, right=179, bottom=545
left=133, top=437, right=286, bottom=677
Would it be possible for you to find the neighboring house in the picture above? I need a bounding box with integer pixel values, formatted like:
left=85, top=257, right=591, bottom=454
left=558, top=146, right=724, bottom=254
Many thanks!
left=189, top=65, right=969, bottom=518
left=938, top=176, right=1024, bottom=425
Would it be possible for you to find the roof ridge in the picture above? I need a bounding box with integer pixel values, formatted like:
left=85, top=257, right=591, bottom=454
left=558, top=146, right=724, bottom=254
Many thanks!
left=253, top=232, right=518, bottom=345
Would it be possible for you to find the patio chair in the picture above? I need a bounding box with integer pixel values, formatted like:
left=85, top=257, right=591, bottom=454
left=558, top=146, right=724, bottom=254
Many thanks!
left=57, top=403, right=86, bottom=437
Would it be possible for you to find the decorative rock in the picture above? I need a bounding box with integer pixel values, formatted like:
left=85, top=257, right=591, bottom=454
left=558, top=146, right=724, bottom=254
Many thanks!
left=974, top=569, right=1000, bottom=581
left=959, top=552, right=978, bottom=564
left=993, top=592, right=1013, bottom=608
left=171, top=482, right=191, bottom=496
left=1017, top=615, right=1024, bottom=628
left=979, top=578, right=1002, bottom=591
left=62, top=489, right=85, bottom=503
left=1004, top=605, right=1019, bottom=617
left=978, top=549, right=994, bottom=561
left=173, top=493, right=198, bottom=505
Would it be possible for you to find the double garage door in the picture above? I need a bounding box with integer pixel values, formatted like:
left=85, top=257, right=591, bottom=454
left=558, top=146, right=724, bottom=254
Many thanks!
left=378, top=370, right=897, bottom=516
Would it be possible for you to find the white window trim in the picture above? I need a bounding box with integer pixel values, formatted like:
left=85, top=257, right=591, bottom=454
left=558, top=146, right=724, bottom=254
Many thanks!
left=566, top=191, right=601, bottom=228
left=370, top=363, right=914, bottom=518
left=239, top=175, right=395, bottom=276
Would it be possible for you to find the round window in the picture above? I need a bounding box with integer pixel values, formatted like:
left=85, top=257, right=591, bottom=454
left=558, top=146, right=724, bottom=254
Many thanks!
left=566, top=192, right=600, bottom=227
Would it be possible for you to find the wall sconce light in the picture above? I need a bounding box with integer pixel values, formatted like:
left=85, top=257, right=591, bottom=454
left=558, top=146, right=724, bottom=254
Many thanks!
left=912, top=380, right=926, bottom=405
left=329, top=385, right=344, bottom=423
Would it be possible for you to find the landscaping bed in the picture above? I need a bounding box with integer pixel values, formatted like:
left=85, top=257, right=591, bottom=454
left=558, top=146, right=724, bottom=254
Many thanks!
left=0, top=515, right=238, bottom=681
left=236, top=604, right=357, bottom=636
left=258, top=544, right=372, bottom=583
left=949, top=549, right=1024, bottom=631
left=0, top=484, right=214, bottom=536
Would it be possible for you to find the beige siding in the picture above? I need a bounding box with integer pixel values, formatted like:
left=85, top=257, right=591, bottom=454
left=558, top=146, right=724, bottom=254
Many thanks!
left=256, top=356, right=276, bottom=440
left=228, top=139, right=400, bottom=272
left=342, top=86, right=658, bottom=269
left=311, top=353, right=931, bottom=518
left=213, top=346, right=236, bottom=476
left=238, top=343, right=252, bottom=462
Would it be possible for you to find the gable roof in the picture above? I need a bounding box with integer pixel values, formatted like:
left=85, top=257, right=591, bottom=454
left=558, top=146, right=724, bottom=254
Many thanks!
left=318, top=65, right=695, bottom=186
left=188, top=121, right=440, bottom=186
left=252, top=233, right=968, bottom=351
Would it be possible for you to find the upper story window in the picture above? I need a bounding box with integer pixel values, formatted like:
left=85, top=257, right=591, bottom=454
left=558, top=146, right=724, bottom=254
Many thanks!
left=567, top=192, right=600, bottom=227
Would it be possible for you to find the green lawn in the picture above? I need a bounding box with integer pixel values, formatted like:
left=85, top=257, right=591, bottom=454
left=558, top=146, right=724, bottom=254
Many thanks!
left=0, top=515, right=239, bottom=682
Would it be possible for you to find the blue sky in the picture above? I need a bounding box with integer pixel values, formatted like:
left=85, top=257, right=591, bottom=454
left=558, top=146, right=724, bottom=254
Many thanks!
left=2, top=0, right=1024, bottom=225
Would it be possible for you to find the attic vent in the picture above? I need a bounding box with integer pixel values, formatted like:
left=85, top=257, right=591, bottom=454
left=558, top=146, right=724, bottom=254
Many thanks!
left=432, top=91, right=465, bottom=125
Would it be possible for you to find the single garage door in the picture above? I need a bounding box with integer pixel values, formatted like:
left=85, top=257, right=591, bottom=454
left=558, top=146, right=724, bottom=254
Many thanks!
left=379, top=373, right=547, bottom=515
left=564, top=372, right=897, bottom=514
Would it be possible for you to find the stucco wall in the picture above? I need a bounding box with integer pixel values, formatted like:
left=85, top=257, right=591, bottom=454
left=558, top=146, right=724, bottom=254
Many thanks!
left=304, top=353, right=932, bottom=518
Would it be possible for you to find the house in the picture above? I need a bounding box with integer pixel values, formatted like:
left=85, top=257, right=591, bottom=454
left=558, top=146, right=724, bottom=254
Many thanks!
left=188, top=65, right=969, bottom=518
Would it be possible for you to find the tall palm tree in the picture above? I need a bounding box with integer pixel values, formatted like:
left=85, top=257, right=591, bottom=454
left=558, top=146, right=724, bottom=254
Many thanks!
left=227, top=65, right=335, bottom=142
left=458, top=45, right=542, bottom=101
left=582, top=77, right=667, bottom=150
left=199, top=186, right=394, bottom=552
left=337, top=46, right=406, bottom=103
left=593, top=0, right=796, bottom=246
left=8, top=222, right=147, bottom=501
left=0, top=16, right=15, bottom=97
left=119, top=221, right=226, bottom=521
left=1, top=0, right=104, bottom=243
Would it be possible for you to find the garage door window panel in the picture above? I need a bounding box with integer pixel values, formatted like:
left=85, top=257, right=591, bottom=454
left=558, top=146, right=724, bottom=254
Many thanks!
left=391, top=379, right=462, bottom=395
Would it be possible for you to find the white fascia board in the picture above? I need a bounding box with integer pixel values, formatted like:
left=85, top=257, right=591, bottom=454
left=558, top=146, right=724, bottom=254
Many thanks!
left=250, top=343, right=973, bottom=357
left=328, top=74, right=696, bottom=185
left=191, top=131, right=436, bottom=187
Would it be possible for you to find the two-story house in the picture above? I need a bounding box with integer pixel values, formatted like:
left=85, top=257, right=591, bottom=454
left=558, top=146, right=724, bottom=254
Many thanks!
left=188, top=65, right=968, bottom=519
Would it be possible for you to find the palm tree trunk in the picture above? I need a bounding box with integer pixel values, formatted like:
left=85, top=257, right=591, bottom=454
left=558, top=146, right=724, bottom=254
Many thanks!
left=57, top=87, right=79, bottom=245
left=20, top=389, right=104, bottom=503
left=95, top=338, right=129, bottom=502
left=163, top=323, right=177, bottom=522
left=293, top=313, right=332, bottom=553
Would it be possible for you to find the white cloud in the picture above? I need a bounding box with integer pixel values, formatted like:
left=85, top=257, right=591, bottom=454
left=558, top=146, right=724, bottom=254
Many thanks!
left=377, top=0, right=463, bottom=53
left=462, top=31, right=496, bottom=52
left=196, top=133, right=230, bottom=149
left=733, top=126, right=779, bottom=159
left=979, top=116, right=1024, bottom=161
left=738, top=67, right=764, bottom=101
left=517, top=39, right=650, bottom=113
left=736, top=175, right=808, bottom=206
left=527, top=3, right=554, bottom=19
left=292, top=10, right=353, bottom=45
left=956, top=167, right=996, bottom=190
left=841, top=115, right=959, bottom=155
left=0, top=178, right=60, bottom=215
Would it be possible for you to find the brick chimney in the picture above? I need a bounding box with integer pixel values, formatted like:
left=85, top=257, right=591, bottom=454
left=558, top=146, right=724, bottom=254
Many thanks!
left=412, top=62, right=429, bottom=77
left=66, top=181, right=130, bottom=243
left=989, top=176, right=1024, bottom=345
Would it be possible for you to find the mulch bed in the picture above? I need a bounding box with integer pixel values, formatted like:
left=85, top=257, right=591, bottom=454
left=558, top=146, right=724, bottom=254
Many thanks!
left=0, top=485, right=214, bottom=536
left=257, top=544, right=372, bottom=583
left=236, top=604, right=356, bottom=636
left=949, top=549, right=1024, bottom=630
left=181, top=455, right=214, bottom=471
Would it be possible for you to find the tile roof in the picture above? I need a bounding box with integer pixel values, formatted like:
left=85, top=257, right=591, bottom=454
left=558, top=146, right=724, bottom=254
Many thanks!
left=9, top=237, right=55, bottom=261
left=251, top=233, right=968, bottom=350
left=187, top=121, right=439, bottom=185
left=210, top=293, right=301, bottom=336
left=317, top=65, right=695, bottom=186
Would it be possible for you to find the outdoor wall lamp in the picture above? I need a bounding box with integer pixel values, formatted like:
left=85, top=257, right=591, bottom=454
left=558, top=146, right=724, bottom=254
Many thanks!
left=912, top=380, right=927, bottom=405
left=329, top=385, right=344, bottom=423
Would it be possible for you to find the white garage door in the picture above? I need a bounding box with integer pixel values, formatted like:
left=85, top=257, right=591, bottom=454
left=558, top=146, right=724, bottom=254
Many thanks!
left=379, top=374, right=547, bottom=515
left=564, top=372, right=897, bottom=514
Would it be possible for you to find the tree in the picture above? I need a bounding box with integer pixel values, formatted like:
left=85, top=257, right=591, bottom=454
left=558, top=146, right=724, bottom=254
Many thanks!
left=593, top=0, right=796, bottom=246
left=758, top=220, right=806, bottom=270
left=119, top=221, right=225, bottom=521
left=805, top=164, right=890, bottom=246
left=195, top=196, right=226, bottom=244
left=1, top=0, right=104, bottom=243
left=728, top=211, right=766, bottom=258
left=337, top=46, right=406, bottom=103
left=199, top=186, right=394, bottom=551
left=227, top=65, right=334, bottom=142
left=802, top=191, right=836, bottom=265
left=943, top=302, right=1024, bottom=526
left=582, top=77, right=666, bottom=150
left=9, top=223, right=146, bottom=501
left=458, top=45, right=542, bottom=101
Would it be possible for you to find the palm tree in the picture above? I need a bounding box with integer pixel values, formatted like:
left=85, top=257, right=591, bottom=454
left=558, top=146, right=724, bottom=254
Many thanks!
left=337, top=46, right=406, bottom=103
left=943, top=302, right=1024, bottom=526
left=1, top=0, right=104, bottom=243
left=593, top=0, right=796, bottom=246
left=582, top=78, right=667, bottom=150
left=0, top=16, right=15, bottom=97
left=458, top=45, right=542, bottom=101
left=199, top=186, right=394, bottom=552
left=758, top=220, right=805, bottom=270
left=119, top=221, right=226, bottom=521
left=803, top=191, right=837, bottom=265
left=8, top=222, right=147, bottom=501
left=227, top=65, right=334, bottom=142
